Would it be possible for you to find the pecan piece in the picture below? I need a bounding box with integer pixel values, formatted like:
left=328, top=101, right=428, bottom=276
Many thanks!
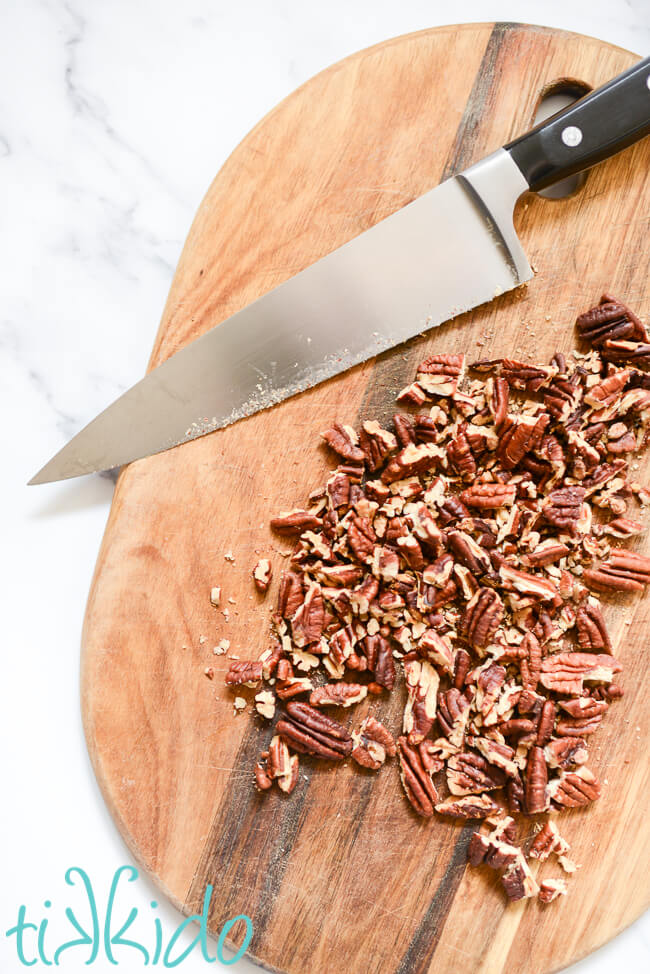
left=447, top=752, right=506, bottom=795
left=321, top=423, right=365, bottom=463
left=576, top=601, right=612, bottom=651
left=291, top=582, right=325, bottom=647
left=398, top=736, right=439, bottom=817
left=499, top=564, right=558, bottom=601
left=309, top=682, right=368, bottom=708
left=266, top=735, right=300, bottom=794
left=461, top=587, right=503, bottom=651
left=403, top=659, right=439, bottom=743
left=473, top=736, right=518, bottom=778
left=519, top=631, right=542, bottom=692
left=270, top=510, right=322, bottom=534
left=485, top=376, right=509, bottom=429
left=278, top=571, right=305, bottom=618
left=363, top=633, right=396, bottom=690
left=416, top=352, right=465, bottom=396
left=252, top=558, right=272, bottom=593
left=498, top=413, right=549, bottom=469
left=576, top=294, right=647, bottom=348
left=448, top=530, right=492, bottom=577
left=525, top=746, right=549, bottom=814
left=548, top=767, right=601, bottom=808
left=225, top=660, right=264, bottom=687
left=544, top=736, right=588, bottom=770
left=529, top=821, right=570, bottom=861
left=600, top=516, right=644, bottom=539
left=539, top=652, right=622, bottom=695
left=437, top=688, right=471, bottom=747
left=418, top=628, right=454, bottom=673
left=277, top=701, right=353, bottom=760
left=535, top=700, right=556, bottom=747
left=434, top=793, right=500, bottom=819
left=347, top=515, right=376, bottom=563
left=381, top=442, right=443, bottom=484
left=501, top=855, right=540, bottom=901
left=542, top=486, right=586, bottom=534
left=359, top=420, right=397, bottom=471
left=501, top=359, right=554, bottom=392
left=460, top=483, right=516, bottom=510
left=448, top=424, right=477, bottom=480
left=584, top=548, right=650, bottom=592
left=538, top=879, right=568, bottom=903
left=351, top=716, right=396, bottom=770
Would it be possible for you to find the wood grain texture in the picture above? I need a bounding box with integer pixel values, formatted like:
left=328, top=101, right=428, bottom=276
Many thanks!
left=82, top=23, right=650, bottom=974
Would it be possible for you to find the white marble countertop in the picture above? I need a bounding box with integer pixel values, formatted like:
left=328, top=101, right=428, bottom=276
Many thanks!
left=2, top=1, right=649, bottom=971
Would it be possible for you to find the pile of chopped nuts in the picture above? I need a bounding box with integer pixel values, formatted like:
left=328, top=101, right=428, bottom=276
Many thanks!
left=224, top=294, right=650, bottom=904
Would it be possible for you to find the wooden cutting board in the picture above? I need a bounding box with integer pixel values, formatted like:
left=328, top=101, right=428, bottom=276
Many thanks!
left=82, top=23, right=650, bottom=974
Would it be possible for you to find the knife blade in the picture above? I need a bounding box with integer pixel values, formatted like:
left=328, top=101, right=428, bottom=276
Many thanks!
left=30, top=57, right=650, bottom=485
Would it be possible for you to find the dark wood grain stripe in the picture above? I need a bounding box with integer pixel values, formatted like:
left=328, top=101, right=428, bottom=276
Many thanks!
left=395, top=825, right=475, bottom=974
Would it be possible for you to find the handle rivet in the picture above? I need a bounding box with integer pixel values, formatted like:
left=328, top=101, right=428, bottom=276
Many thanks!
left=646, top=74, right=650, bottom=91
left=561, top=126, right=583, bottom=147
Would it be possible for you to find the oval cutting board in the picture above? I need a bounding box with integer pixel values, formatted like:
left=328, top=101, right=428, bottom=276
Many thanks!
left=82, top=23, right=650, bottom=974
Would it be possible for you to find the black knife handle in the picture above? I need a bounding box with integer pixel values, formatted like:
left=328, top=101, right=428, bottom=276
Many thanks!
left=506, top=57, right=650, bottom=192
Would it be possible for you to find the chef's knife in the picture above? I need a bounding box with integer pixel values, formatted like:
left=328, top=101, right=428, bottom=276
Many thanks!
left=30, top=57, right=650, bottom=485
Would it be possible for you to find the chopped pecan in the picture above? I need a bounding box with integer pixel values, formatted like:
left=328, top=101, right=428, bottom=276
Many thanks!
left=393, top=412, right=416, bottom=447
left=535, top=700, right=556, bottom=747
left=225, top=660, right=264, bottom=687
left=351, top=716, right=396, bottom=770
left=525, top=746, right=549, bottom=814
left=321, top=423, right=365, bottom=463
left=277, top=571, right=305, bottom=618
left=499, top=413, right=549, bottom=469
left=544, top=736, right=588, bottom=770
left=584, top=370, right=630, bottom=411
left=460, top=483, right=516, bottom=510
left=270, top=510, right=322, bottom=534
left=518, top=631, right=542, bottom=692
left=347, top=515, right=376, bottom=563
left=499, top=564, right=558, bottom=602
left=501, top=855, right=540, bottom=901
left=501, top=359, right=554, bottom=392
left=252, top=558, right=272, bottom=593
left=602, top=338, right=650, bottom=367
left=403, top=659, right=439, bottom=743
left=485, top=376, right=509, bottom=429
left=529, top=821, right=570, bottom=861
left=291, top=582, right=325, bottom=646
left=539, top=652, right=622, bottom=695
left=600, top=516, right=643, bottom=539
left=381, top=442, right=442, bottom=484
left=398, top=736, right=439, bottom=817
left=448, top=424, right=476, bottom=480
left=448, top=530, right=492, bottom=576
left=437, top=688, right=471, bottom=747
left=309, top=682, right=368, bottom=708
left=418, top=628, right=454, bottom=673
left=266, top=736, right=300, bottom=794
left=453, top=648, right=471, bottom=690
left=461, top=587, right=503, bottom=651
left=576, top=294, right=647, bottom=348
left=556, top=697, right=608, bottom=736
left=584, top=548, right=650, bottom=592
left=275, top=660, right=313, bottom=700
left=576, top=601, right=612, bottom=651
left=434, top=793, right=501, bottom=819
left=359, top=420, right=397, bottom=471
left=363, top=633, right=396, bottom=690
left=472, top=736, right=518, bottom=778
left=277, top=701, right=353, bottom=760
left=548, top=767, right=601, bottom=807
left=538, top=879, right=568, bottom=903
left=447, top=752, right=506, bottom=795
left=542, top=486, right=586, bottom=534
left=416, top=353, right=465, bottom=396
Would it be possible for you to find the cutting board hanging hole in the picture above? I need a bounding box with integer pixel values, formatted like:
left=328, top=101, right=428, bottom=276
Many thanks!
left=533, top=80, right=592, bottom=199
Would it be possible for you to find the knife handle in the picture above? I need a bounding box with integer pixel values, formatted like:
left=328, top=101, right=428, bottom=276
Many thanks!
left=506, top=57, right=650, bottom=193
